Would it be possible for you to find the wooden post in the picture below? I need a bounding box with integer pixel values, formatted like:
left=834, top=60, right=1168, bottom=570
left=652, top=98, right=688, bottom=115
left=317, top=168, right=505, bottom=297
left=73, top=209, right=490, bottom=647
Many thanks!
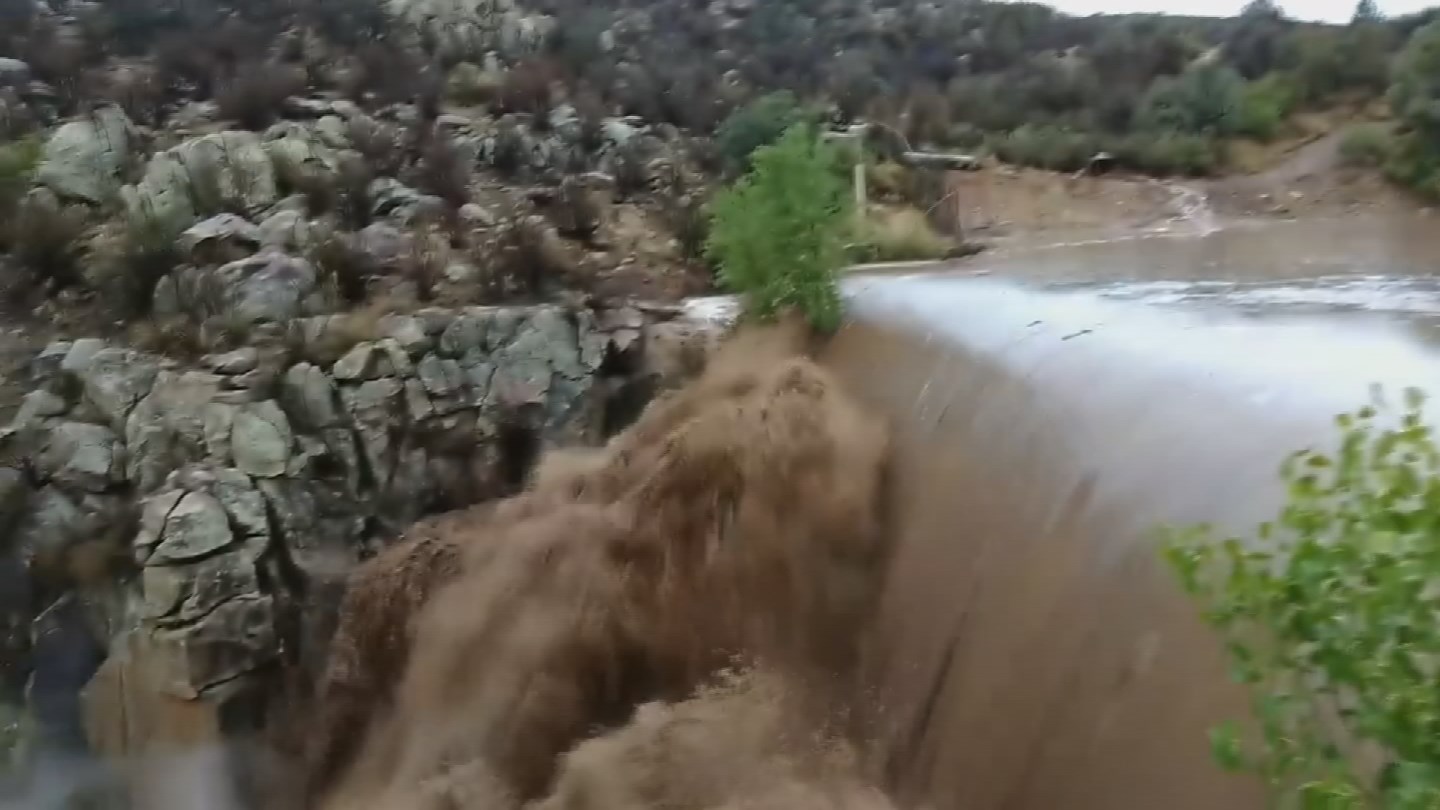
left=853, top=161, right=866, bottom=222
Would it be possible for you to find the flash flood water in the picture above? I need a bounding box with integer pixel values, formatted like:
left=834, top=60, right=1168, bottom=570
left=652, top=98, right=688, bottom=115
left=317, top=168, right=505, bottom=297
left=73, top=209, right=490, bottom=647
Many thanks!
left=16, top=211, right=1440, bottom=809
left=823, top=211, right=1440, bottom=810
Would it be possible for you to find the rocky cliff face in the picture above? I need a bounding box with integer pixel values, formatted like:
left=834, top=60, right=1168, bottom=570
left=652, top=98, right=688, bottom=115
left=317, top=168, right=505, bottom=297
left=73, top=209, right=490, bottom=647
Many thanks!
left=0, top=300, right=720, bottom=804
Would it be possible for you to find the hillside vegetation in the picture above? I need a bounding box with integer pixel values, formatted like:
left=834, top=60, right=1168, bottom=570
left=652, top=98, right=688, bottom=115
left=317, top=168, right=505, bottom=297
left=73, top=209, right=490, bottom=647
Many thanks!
left=0, top=0, right=1434, bottom=338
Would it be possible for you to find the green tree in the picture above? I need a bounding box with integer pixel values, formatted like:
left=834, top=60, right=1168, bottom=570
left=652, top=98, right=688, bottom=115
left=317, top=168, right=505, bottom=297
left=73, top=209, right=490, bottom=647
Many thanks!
left=715, top=91, right=815, bottom=174
left=1138, top=63, right=1245, bottom=136
left=1351, top=0, right=1381, bottom=24
left=1165, top=391, right=1440, bottom=808
left=1391, top=20, right=1440, bottom=139
left=704, top=125, right=850, bottom=331
left=1383, top=20, right=1440, bottom=196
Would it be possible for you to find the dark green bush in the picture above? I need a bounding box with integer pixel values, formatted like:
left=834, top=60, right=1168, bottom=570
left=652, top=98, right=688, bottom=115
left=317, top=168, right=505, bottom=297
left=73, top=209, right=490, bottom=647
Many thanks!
left=991, top=125, right=1099, bottom=172
left=1137, top=63, right=1245, bottom=137
left=715, top=91, right=815, bottom=174
left=1114, top=132, right=1223, bottom=176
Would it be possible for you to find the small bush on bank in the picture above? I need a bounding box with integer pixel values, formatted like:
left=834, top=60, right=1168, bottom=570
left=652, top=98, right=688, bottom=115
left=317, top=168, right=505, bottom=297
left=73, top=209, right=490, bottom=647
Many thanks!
left=345, top=117, right=404, bottom=178
left=1114, top=132, right=1223, bottom=176
left=309, top=231, right=374, bottom=304
left=667, top=194, right=710, bottom=262
left=991, top=125, right=1098, bottom=172
left=445, top=62, right=500, bottom=107
left=865, top=161, right=909, bottom=201
left=852, top=208, right=953, bottom=263
left=93, top=202, right=188, bottom=319
left=0, top=136, right=41, bottom=228
left=1235, top=74, right=1298, bottom=141
left=1340, top=123, right=1394, bottom=168
left=413, top=132, right=471, bottom=208
left=705, top=125, right=850, bottom=331
left=1164, top=391, right=1440, bottom=807
left=9, top=193, right=89, bottom=291
left=497, top=60, right=558, bottom=117
left=215, top=61, right=304, bottom=131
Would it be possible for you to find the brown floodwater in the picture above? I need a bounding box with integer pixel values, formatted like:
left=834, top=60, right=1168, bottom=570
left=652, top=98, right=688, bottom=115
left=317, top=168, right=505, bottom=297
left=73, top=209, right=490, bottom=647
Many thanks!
left=17, top=211, right=1440, bottom=810
left=815, top=211, right=1440, bottom=809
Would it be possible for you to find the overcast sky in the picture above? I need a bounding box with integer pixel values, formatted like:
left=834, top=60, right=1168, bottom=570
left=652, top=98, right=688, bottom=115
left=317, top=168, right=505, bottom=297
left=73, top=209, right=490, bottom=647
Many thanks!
left=1044, top=0, right=1435, bottom=22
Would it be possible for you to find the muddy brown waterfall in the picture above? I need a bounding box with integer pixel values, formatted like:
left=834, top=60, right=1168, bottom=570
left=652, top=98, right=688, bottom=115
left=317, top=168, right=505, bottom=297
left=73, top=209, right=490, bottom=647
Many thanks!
left=824, top=262, right=1440, bottom=810
left=297, top=213, right=1440, bottom=810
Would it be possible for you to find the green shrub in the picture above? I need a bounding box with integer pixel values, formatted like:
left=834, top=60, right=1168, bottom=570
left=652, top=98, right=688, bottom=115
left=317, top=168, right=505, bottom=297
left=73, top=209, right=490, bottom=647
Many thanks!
left=1235, top=76, right=1293, bottom=141
left=1164, top=390, right=1440, bottom=808
left=1340, top=123, right=1394, bottom=168
left=715, top=91, right=814, bottom=174
left=0, top=136, right=41, bottom=229
left=991, top=125, right=1098, bottom=172
left=1378, top=129, right=1440, bottom=198
left=1114, top=132, right=1222, bottom=176
left=705, top=125, right=850, bottom=331
left=10, top=193, right=90, bottom=291
left=93, top=201, right=189, bottom=319
left=1137, top=63, right=1245, bottom=137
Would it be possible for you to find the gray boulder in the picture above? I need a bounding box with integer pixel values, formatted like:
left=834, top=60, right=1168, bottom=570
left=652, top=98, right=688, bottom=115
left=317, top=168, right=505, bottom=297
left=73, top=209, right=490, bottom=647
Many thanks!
left=71, top=347, right=160, bottom=431
left=355, top=222, right=412, bottom=267
left=230, top=401, right=292, bottom=479
left=122, top=130, right=279, bottom=227
left=154, top=253, right=326, bottom=326
left=136, top=489, right=234, bottom=565
left=35, top=105, right=133, bottom=204
left=178, top=214, right=261, bottom=265
left=36, top=422, right=125, bottom=493
left=279, top=363, right=342, bottom=430
left=256, top=210, right=312, bottom=253
left=0, top=58, right=31, bottom=89
left=124, top=370, right=225, bottom=492
left=368, top=178, right=445, bottom=227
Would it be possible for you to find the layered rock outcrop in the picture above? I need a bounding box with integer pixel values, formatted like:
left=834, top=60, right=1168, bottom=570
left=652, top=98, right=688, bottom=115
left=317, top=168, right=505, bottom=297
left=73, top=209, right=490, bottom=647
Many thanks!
left=0, top=301, right=721, bottom=803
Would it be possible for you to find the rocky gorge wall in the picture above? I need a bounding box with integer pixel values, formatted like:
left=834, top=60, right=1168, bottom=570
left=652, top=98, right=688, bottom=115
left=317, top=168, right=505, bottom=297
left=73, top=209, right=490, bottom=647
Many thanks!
left=0, top=300, right=718, bottom=804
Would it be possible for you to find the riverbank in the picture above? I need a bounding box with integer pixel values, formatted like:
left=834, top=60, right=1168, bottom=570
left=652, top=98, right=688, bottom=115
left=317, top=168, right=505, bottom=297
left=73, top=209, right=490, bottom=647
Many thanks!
left=948, top=129, right=1425, bottom=246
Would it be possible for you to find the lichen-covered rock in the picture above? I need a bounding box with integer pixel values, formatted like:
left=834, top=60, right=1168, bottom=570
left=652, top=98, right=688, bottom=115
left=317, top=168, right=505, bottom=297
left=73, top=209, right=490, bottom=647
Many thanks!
left=178, top=214, right=260, bottom=265
left=35, top=105, right=132, bottom=204
left=122, top=130, right=279, bottom=226
left=69, top=347, right=160, bottom=432
left=368, top=178, right=444, bottom=227
left=256, top=209, right=312, bottom=253
left=154, top=252, right=326, bottom=326
left=125, top=371, right=224, bottom=493
left=36, top=422, right=125, bottom=493
left=230, top=401, right=292, bottom=479
left=9, top=390, right=68, bottom=432
left=138, top=490, right=234, bottom=565
left=332, top=340, right=413, bottom=382
left=279, top=362, right=342, bottom=430
left=354, top=221, right=411, bottom=268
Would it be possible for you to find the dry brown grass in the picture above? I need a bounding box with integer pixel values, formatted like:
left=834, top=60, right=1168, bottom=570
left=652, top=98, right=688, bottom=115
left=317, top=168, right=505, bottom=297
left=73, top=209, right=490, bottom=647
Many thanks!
left=854, top=206, right=953, bottom=263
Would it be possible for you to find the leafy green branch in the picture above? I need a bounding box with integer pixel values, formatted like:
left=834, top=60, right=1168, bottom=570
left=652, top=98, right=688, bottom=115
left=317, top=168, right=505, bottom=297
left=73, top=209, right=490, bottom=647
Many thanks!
left=1164, top=388, right=1440, bottom=809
